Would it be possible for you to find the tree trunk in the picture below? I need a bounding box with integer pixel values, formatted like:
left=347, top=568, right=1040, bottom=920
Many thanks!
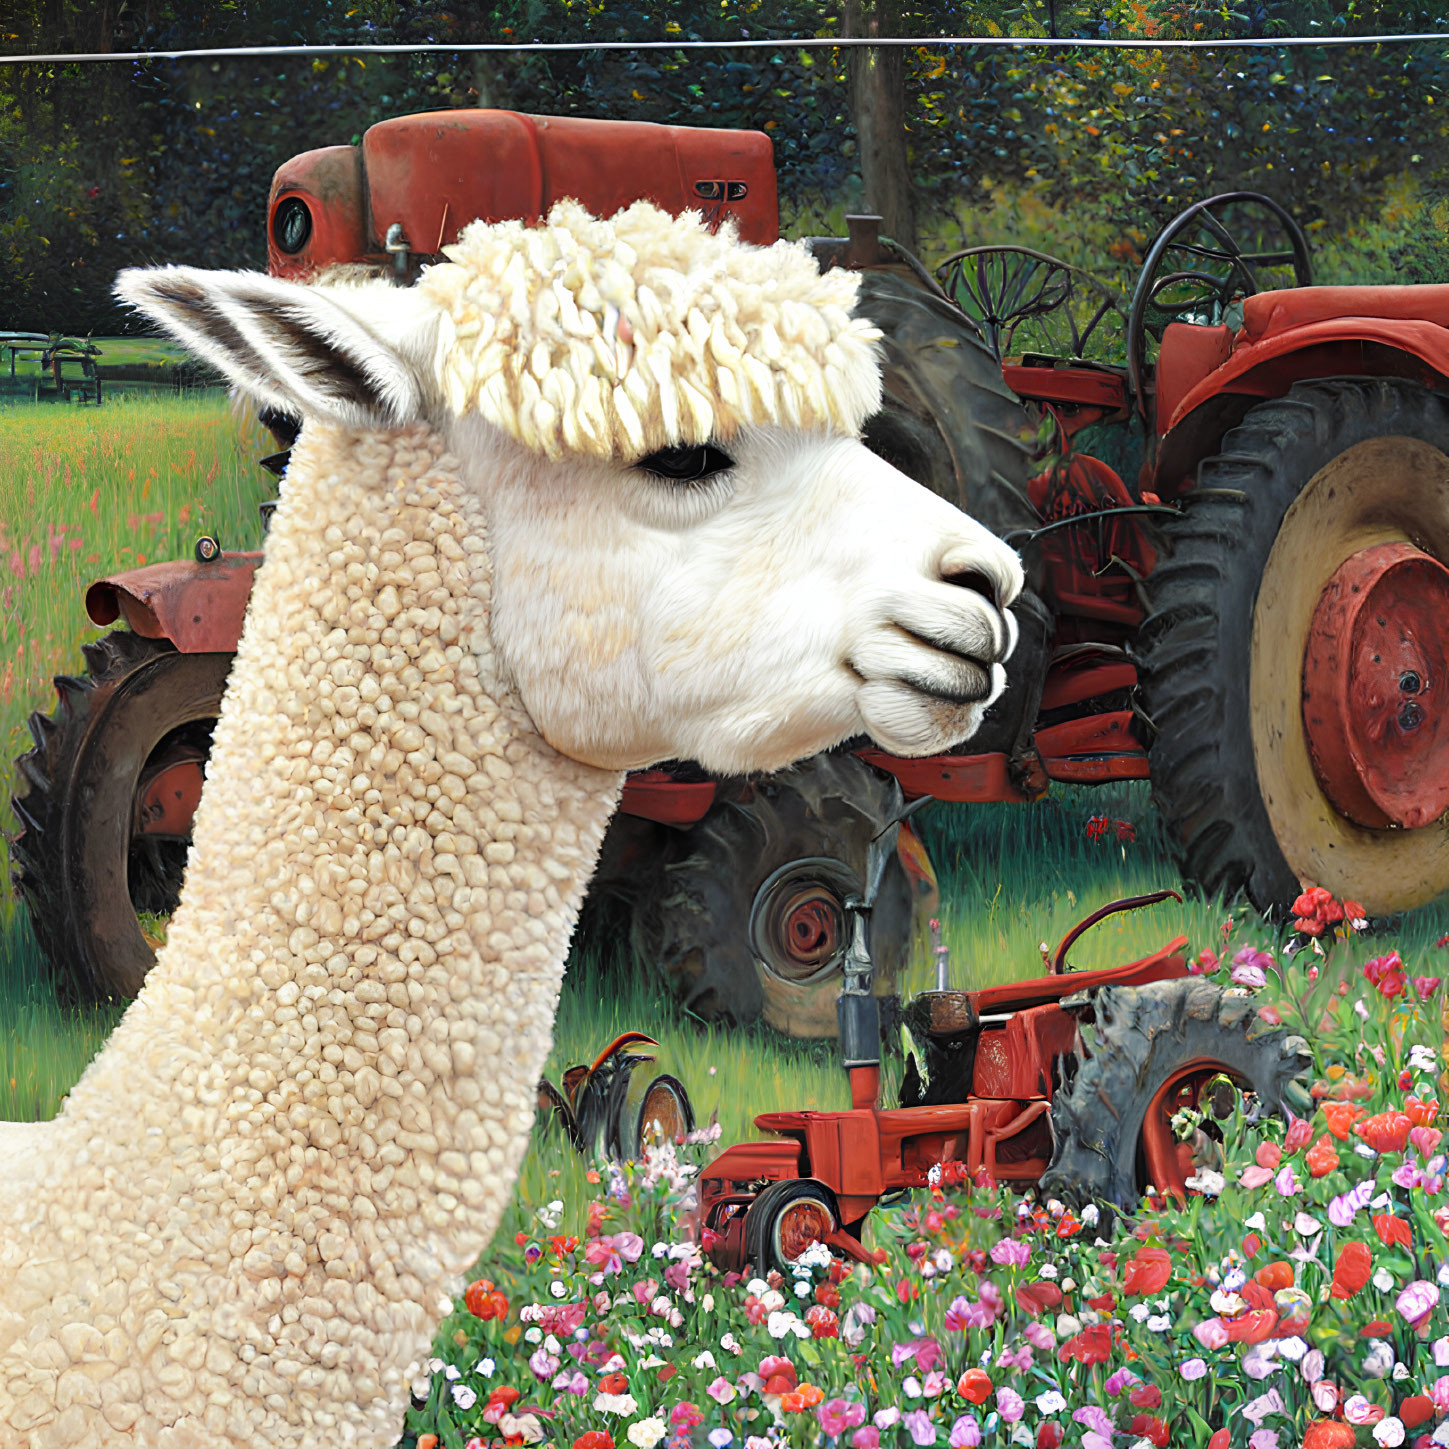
left=844, top=0, right=916, bottom=254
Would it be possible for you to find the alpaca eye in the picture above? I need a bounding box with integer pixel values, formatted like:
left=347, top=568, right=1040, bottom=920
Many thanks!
left=635, top=444, right=735, bottom=483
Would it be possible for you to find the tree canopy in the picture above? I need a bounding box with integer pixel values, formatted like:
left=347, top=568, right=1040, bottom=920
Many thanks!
left=3, top=0, right=1448, bottom=333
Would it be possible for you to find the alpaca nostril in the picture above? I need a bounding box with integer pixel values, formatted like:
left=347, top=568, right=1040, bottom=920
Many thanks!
left=941, top=565, right=1002, bottom=608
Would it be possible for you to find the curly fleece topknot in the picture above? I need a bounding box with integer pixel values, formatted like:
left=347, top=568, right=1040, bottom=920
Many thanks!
left=420, top=199, right=884, bottom=459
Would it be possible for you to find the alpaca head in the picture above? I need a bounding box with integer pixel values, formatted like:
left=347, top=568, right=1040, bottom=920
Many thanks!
left=118, top=202, right=1022, bottom=774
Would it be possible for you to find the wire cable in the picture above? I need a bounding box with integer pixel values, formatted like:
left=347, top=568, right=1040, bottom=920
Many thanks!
left=4, top=32, right=1449, bottom=64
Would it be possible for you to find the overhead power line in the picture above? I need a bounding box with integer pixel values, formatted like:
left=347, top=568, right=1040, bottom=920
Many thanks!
left=2, top=32, right=1449, bottom=65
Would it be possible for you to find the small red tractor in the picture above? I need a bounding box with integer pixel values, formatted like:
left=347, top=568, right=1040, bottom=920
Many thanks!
left=695, top=819, right=1311, bottom=1274
left=11, top=109, right=1449, bottom=1036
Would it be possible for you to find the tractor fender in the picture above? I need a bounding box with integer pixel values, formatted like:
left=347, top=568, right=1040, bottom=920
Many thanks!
left=85, top=553, right=260, bottom=653
left=1163, top=316, right=1449, bottom=439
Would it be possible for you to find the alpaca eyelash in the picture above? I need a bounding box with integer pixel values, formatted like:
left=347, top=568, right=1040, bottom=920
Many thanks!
left=634, top=444, right=736, bottom=485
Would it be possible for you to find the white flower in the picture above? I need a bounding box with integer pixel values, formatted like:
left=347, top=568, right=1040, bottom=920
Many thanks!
left=1061, top=1278, right=1076, bottom=1293
left=1374, top=1418, right=1406, bottom=1448
left=1037, top=1390, right=1068, bottom=1414
left=1186, top=1168, right=1226, bottom=1196
left=1411, top=1045, right=1439, bottom=1071
left=1147, top=1314, right=1172, bottom=1332
left=702, top=1293, right=715, bottom=1313
left=450, top=1383, right=476, bottom=1410
left=693, top=1350, right=716, bottom=1370
left=1373, top=1268, right=1397, bottom=1293
left=1355, top=1143, right=1379, bottom=1158
left=1222, top=1268, right=1247, bottom=1291
left=1277, top=1337, right=1308, bottom=1362
left=1432, top=1420, right=1449, bottom=1448
left=1055, top=1313, right=1082, bottom=1337
left=761, top=1290, right=785, bottom=1312
left=627, top=1418, right=668, bottom=1448
left=797, top=1242, right=833, bottom=1271
left=1081, top=1204, right=1100, bottom=1226
left=1211, top=1290, right=1247, bottom=1316
left=1294, top=1212, right=1322, bottom=1236
left=594, top=1392, right=638, bottom=1416
left=794, top=1280, right=811, bottom=1298
left=548, top=1279, right=567, bottom=1299
left=746, top=1277, right=769, bottom=1295
left=720, top=1332, right=742, bottom=1355
left=444, top=1364, right=460, bottom=1381
left=524, top=1326, right=542, bottom=1344
left=1129, top=1302, right=1151, bottom=1323
left=904, top=1376, right=923, bottom=1399
left=639, top=1353, right=666, bottom=1370
left=1038, top=1263, right=1059, bottom=1279
left=1393, top=1362, right=1411, bottom=1381
left=1244, top=1212, right=1267, bottom=1230
left=475, top=1357, right=495, bottom=1377
left=1362, top=1340, right=1395, bottom=1378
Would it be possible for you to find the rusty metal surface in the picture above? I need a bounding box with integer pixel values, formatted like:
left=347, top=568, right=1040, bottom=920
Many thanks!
left=85, top=554, right=260, bottom=652
left=1302, top=540, right=1449, bottom=829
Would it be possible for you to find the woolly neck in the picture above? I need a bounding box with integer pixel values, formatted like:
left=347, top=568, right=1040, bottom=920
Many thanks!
left=0, top=423, right=623, bottom=1446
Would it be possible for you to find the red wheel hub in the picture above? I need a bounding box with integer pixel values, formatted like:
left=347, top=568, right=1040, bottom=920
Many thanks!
left=1302, top=541, right=1449, bottom=829
left=776, top=1198, right=832, bottom=1261
left=782, top=890, right=841, bottom=968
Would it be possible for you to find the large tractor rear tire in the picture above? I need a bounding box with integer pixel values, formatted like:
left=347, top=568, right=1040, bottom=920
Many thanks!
left=1137, top=379, right=1449, bottom=915
left=9, top=632, right=229, bottom=1002
left=641, top=754, right=919, bottom=1036
left=1042, top=978, right=1311, bottom=1207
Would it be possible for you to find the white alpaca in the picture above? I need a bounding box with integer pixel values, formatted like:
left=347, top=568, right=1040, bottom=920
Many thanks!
left=0, top=202, right=1021, bottom=1448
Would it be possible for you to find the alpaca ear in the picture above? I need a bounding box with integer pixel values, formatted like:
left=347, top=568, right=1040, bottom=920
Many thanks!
left=115, top=266, right=423, bottom=428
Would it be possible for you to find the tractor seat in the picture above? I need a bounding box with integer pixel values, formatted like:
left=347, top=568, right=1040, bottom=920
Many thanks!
left=1242, top=285, right=1449, bottom=340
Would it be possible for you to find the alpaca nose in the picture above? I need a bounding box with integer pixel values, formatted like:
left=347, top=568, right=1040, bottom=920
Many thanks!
left=936, top=542, right=1021, bottom=612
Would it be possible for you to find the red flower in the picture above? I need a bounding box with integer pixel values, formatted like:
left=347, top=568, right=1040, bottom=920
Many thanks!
left=1016, top=1280, right=1063, bottom=1316
left=1406, top=1096, right=1439, bottom=1127
left=1085, top=815, right=1110, bottom=841
left=759, top=1355, right=797, bottom=1392
left=1254, top=1261, right=1294, bottom=1293
left=1122, top=1246, right=1172, bottom=1296
left=1361, top=1318, right=1394, bottom=1337
left=1291, top=886, right=1345, bottom=936
left=1355, top=1112, right=1412, bottom=1153
left=1305, top=1134, right=1340, bottom=1178
left=804, top=1305, right=839, bottom=1339
left=958, top=1367, right=994, bottom=1403
left=1400, top=1396, right=1435, bottom=1429
left=1303, top=1423, right=1357, bottom=1449
left=1242, top=1232, right=1262, bottom=1258
left=1207, top=1434, right=1229, bottom=1449
left=1058, top=1324, right=1113, bottom=1364
left=464, top=1279, right=509, bottom=1321
left=574, top=1436, right=615, bottom=1449
left=1131, top=1415, right=1169, bottom=1447
left=1322, top=1102, right=1366, bottom=1140
left=597, top=1372, right=629, bottom=1396
left=1038, top=1425, right=1063, bottom=1449
left=1129, top=1385, right=1163, bottom=1409
left=1373, top=1213, right=1413, bottom=1249
left=1330, top=1241, right=1372, bottom=1300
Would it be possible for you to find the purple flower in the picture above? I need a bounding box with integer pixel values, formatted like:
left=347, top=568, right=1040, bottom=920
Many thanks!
left=527, top=1347, right=559, bottom=1380
left=875, top=1407, right=902, bottom=1430
left=903, top=1409, right=936, bottom=1446
left=1232, top=962, right=1268, bottom=989
left=1243, top=1389, right=1286, bottom=1425
left=1181, top=1357, right=1209, bottom=1381
left=1249, top=1433, right=1280, bottom=1449
left=818, top=1399, right=868, bottom=1435
left=1083, top=1435, right=1113, bottom=1449
left=1273, top=1165, right=1300, bottom=1196
left=1104, top=1367, right=1140, bottom=1396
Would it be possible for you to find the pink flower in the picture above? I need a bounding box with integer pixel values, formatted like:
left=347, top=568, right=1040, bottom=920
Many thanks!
left=819, top=1399, right=868, bottom=1435
left=1024, top=1322, right=1056, bottom=1351
left=706, top=1376, right=735, bottom=1405
left=997, top=1387, right=1025, bottom=1422
left=852, top=1431, right=881, bottom=1449
left=1344, top=1395, right=1386, bottom=1426
left=1273, top=1165, right=1300, bottom=1196
left=1239, top=1164, right=1275, bottom=1189
left=1429, top=1376, right=1449, bottom=1412
left=904, top=1410, right=936, bottom=1446
left=1193, top=1317, right=1230, bottom=1350
left=1232, top=962, right=1268, bottom=990
left=1396, top=1279, right=1440, bottom=1330
left=990, top=1238, right=1030, bottom=1267
left=1104, top=1367, right=1140, bottom=1396
left=1415, top=976, right=1443, bottom=999
left=1249, top=1433, right=1280, bottom=1449
left=1301, top=1350, right=1325, bottom=1384
left=1083, top=1435, right=1114, bottom=1449
left=949, top=1416, right=982, bottom=1449
left=1312, top=1381, right=1340, bottom=1413
left=1074, top=1407, right=1113, bottom=1436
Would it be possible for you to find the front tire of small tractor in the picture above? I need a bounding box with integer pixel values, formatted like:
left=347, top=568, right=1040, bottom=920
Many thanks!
left=744, top=1178, right=839, bottom=1275
left=1041, top=978, right=1311, bottom=1207
left=643, top=755, right=919, bottom=1035
left=9, top=632, right=230, bottom=1002
left=1137, top=379, right=1449, bottom=915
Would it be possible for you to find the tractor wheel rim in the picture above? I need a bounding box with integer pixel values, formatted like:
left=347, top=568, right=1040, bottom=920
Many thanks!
left=1249, top=435, right=1449, bottom=911
left=639, top=1083, right=687, bottom=1148
left=1302, top=541, right=1449, bottom=829
left=749, top=858, right=857, bottom=985
left=1141, top=1061, right=1239, bottom=1201
left=774, top=1197, right=833, bottom=1263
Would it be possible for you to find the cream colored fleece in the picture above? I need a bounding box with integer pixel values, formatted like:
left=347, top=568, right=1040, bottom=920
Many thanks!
left=0, top=422, right=621, bottom=1448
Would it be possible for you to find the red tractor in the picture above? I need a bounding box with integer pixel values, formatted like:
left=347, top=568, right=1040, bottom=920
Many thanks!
left=11, top=110, right=1449, bottom=1037
left=694, top=822, right=1311, bottom=1274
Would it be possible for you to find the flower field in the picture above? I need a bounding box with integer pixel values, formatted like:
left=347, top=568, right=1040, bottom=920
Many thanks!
left=407, top=901, right=1449, bottom=1449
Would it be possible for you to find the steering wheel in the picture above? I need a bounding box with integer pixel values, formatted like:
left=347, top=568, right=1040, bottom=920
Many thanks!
left=1126, top=192, right=1313, bottom=414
